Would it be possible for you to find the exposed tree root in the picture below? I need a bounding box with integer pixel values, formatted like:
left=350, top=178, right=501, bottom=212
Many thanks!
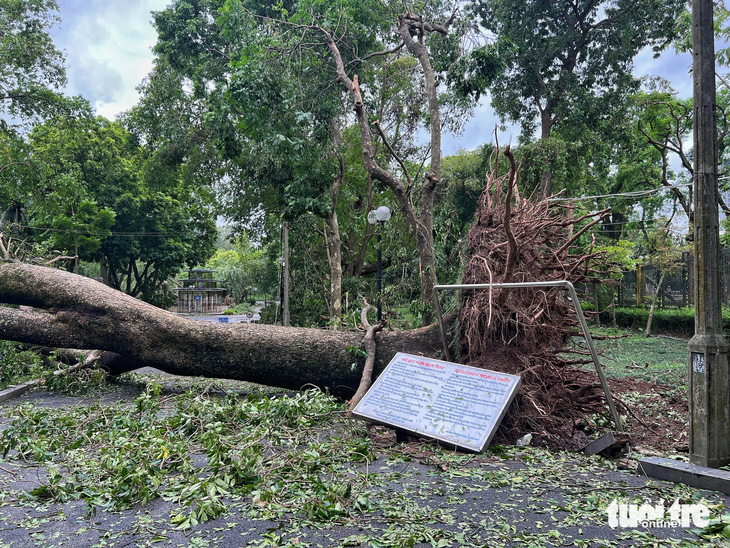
left=460, top=147, right=615, bottom=449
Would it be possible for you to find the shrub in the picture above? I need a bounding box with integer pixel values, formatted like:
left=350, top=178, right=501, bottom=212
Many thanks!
left=598, top=306, right=730, bottom=338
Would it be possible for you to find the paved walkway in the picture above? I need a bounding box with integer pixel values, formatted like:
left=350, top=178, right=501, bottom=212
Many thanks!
left=0, top=374, right=727, bottom=547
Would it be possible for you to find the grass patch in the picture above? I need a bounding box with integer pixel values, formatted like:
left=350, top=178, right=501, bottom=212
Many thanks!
left=602, top=306, right=730, bottom=339
left=588, top=328, right=687, bottom=385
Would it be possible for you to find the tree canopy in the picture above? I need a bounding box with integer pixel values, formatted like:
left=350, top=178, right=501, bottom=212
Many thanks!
left=0, top=0, right=711, bottom=327
left=471, top=0, right=685, bottom=195
left=0, top=0, right=66, bottom=125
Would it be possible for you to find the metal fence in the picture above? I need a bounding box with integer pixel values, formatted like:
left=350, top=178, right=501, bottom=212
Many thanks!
left=615, top=248, right=730, bottom=308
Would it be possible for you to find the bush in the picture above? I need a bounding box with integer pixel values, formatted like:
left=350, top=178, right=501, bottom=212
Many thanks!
left=231, top=302, right=253, bottom=315
left=599, top=306, right=730, bottom=338
left=0, top=342, right=43, bottom=389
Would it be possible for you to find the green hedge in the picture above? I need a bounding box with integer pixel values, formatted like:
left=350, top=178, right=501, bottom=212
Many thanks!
left=598, top=306, right=730, bottom=337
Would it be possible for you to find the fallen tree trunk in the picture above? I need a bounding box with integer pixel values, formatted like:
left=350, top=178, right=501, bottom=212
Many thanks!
left=0, top=263, right=446, bottom=397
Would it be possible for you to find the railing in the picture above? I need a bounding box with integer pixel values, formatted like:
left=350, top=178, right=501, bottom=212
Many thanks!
left=432, top=281, right=623, bottom=432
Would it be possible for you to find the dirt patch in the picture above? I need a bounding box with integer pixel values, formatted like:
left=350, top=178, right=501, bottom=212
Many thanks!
left=608, top=376, right=689, bottom=453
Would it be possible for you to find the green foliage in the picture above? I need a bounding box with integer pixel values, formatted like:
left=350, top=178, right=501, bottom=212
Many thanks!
left=0, top=341, right=43, bottom=389
left=595, top=240, right=638, bottom=274
left=1, top=107, right=217, bottom=300
left=41, top=362, right=109, bottom=396
left=43, top=200, right=116, bottom=261
left=147, top=0, right=479, bottom=319
left=0, top=0, right=66, bottom=125
left=691, top=512, right=730, bottom=541
left=0, top=343, right=108, bottom=395
left=1, top=368, right=727, bottom=545
left=408, top=299, right=435, bottom=327
left=0, top=386, right=374, bottom=528
left=150, top=0, right=343, bottom=235
left=602, top=306, right=730, bottom=338
left=204, top=231, right=269, bottom=302
left=472, top=0, right=684, bottom=138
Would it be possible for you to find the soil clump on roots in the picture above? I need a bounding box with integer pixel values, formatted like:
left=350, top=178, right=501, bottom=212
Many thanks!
left=459, top=147, right=615, bottom=449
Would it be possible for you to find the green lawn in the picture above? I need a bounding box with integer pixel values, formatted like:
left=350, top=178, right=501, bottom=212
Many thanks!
left=581, top=328, right=688, bottom=386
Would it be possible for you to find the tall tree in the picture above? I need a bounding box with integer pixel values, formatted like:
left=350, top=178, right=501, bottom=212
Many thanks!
left=0, top=0, right=66, bottom=126
left=0, top=0, right=68, bottom=257
left=20, top=109, right=217, bottom=303
left=269, top=1, right=472, bottom=318
left=147, top=0, right=472, bottom=324
left=472, top=0, right=685, bottom=196
left=147, top=0, right=349, bottom=325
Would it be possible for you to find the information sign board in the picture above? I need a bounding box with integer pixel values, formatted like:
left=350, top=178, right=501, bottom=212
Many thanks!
left=352, top=353, right=520, bottom=452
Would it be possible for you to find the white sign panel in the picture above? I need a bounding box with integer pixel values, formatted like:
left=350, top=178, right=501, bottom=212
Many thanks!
left=352, top=352, right=521, bottom=452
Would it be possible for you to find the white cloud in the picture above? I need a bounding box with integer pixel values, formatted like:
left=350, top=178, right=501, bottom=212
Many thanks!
left=634, top=46, right=693, bottom=97
left=54, top=0, right=169, bottom=119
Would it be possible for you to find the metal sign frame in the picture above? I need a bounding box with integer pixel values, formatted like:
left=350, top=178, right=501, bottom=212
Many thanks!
left=432, top=280, right=623, bottom=432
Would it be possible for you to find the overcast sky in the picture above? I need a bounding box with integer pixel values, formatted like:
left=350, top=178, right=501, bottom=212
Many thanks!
left=50, top=1, right=695, bottom=155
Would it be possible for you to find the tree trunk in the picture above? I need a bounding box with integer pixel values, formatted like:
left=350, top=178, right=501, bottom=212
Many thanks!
left=0, top=263, right=447, bottom=398
left=325, top=151, right=345, bottom=329
left=320, top=14, right=447, bottom=319
left=325, top=215, right=343, bottom=329
left=282, top=222, right=290, bottom=327
left=538, top=106, right=554, bottom=197
left=644, top=272, right=665, bottom=338
left=611, top=289, right=617, bottom=329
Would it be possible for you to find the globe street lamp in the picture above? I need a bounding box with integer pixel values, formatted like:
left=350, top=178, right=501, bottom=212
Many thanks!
left=367, top=206, right=391, bottom=321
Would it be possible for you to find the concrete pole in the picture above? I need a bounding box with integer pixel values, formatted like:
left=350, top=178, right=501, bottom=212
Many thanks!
left=283, top=222, right=290, bottom=327
left=688, top=0, right=730, bottom=468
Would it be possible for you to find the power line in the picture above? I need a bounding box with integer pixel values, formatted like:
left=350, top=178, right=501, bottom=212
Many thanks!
left=11, top=224, right=192, bottom=238
left=549, top=183, right=692, bottom=202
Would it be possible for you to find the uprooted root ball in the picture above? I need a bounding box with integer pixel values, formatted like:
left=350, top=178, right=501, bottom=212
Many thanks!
left=460, top=147, right=616, bottom=449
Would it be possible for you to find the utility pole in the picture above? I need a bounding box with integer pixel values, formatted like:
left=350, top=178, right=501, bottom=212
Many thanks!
left=282, top=222, right=290, bottom=327
left=688, top=0, right=730, bottom=468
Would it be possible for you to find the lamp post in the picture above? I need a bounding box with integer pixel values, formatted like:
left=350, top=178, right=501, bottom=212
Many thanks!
left=367, top=206, right=391, bottom=321
left=278, top=222, right=290, bottom=327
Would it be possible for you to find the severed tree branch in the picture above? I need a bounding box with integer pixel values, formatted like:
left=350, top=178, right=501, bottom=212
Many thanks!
left=347, top=298, right=385, bottom=415
left=555, top=208, right=611, bottom=257
left=45, top=255, right=78, bottom=266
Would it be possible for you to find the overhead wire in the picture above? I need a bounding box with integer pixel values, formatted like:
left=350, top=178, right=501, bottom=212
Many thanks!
left=10, top=224, right=191, bottom=237
left=548, top=183, right=692, bottom=202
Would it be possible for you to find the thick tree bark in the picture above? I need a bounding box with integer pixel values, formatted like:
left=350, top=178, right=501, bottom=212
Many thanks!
left=0, top=263, right=447, bottom=398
